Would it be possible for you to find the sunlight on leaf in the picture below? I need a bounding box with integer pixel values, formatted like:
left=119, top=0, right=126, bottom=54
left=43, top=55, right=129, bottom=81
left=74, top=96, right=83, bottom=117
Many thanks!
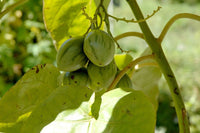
left=41, top=88, right=156, bottom=133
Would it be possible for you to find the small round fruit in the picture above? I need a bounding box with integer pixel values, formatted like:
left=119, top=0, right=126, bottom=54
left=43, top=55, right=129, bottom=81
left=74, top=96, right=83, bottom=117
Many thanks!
left=56, top=37, right=88, bottom=72
left=62, top=69, right=90, bottom=87
left=84, top=30, right=115, bottom=67
left=116, top=73, right=133, bottom=89
left=114, top=53, right=133, bottom=70
left=87, top=60, right=117, bottom=92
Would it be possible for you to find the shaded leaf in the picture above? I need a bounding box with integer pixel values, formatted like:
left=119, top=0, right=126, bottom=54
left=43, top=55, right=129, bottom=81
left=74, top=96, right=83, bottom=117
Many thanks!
left=0, top=64, right=60, bottom=123
left=21, top=85, right=93, bottom=133
left=130, top=48, right=162, bottom=110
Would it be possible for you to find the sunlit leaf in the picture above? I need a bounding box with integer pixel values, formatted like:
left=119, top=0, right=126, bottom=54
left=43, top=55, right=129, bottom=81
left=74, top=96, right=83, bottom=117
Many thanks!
left=43, top=0, right=95, bottom=50
left=41, top=102, right=92, bottom=133
left=41, top=88, right=156, bottom=133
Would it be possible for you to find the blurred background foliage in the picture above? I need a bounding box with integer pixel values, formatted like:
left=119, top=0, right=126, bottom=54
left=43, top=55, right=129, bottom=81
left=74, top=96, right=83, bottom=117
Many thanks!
left=0, top=0, right=56, bottom=96
left=0, top=0, right=200, bottom=133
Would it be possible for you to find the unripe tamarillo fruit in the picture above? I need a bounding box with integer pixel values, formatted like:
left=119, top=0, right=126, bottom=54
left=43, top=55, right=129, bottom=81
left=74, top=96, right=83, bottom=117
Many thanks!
left=62, top=69, right=90, bottom=87
left=87, top=60, right=117, bottom=92
left=116, top=73, right=133, bottom=89
left=114, top=53, right=133, bottom=70
left=56, top=37, right=88, bottom=72
left=84, top=30, right=115, bottom=67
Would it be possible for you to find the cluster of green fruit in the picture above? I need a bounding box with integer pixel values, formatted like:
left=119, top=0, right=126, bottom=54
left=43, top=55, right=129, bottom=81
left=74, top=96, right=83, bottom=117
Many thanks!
left=56, top=29, right=132, bottom=92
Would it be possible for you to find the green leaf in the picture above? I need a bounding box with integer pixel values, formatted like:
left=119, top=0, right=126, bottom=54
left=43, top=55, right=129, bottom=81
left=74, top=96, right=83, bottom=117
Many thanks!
left=93, top=88, right=156, bottom=133
left=21, top=85, right=93, bottom=133
left=41, top=88, right=156, bottom=133
left=41, top=101, right=92, bottom=133
left=43, top=0, right=97, bottom=49
left=0, top=64, right=60, bottom=123
left=130, top=48, right=162, bottom=110
left=0, top=113, right=29, bottom=133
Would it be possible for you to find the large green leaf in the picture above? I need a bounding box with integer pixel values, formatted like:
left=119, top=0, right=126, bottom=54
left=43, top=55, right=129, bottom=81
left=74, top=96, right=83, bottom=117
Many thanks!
left=43, top=0, right=95, bottom=49
left=41, top=101, right=92, bottom=133
left=21, top=85, right=93, bottom=133
left=93, top=88, right=156, bottom=133
left=0, top=64, right=60, bottom=123
left=41, top=88, right=156, bottom=133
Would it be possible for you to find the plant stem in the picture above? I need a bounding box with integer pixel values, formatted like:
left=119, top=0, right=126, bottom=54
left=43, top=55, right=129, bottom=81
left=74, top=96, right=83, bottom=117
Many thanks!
left=107, top=54, right=154, bottom=91
left=0, top=0, right=28, bottom=19
left=114, top=32, right=144, bottom=41
left=126, top=0, right=190, bottom=133
left=158, top=13, right=200, bottom=43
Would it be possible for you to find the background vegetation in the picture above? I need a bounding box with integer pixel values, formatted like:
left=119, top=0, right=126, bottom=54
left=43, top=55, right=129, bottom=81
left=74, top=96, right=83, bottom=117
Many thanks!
left=0, top=0, right=200, bottom=132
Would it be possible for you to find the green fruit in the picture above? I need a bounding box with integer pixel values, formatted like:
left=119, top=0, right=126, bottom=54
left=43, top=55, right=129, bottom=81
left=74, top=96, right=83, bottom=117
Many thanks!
left=56, top=37, right=88, bottom=72
left=114, top=53, right=133, bottom=70
left=84, top=30, right=115, bottom=67
left=62, top=69, right=90, bottom=87
left=87, top=60, right=117, bottom=92
left=116, top=73, right=133, bottom=89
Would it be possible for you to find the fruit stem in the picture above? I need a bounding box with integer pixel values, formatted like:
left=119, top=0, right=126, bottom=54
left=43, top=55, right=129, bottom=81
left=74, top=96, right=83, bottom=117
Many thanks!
left=107, top=54, right=154, bottom=91
left=126, top=0, right=190, bottom=132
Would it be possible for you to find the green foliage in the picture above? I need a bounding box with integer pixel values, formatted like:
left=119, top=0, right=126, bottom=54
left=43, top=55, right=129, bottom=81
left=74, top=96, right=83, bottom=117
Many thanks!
left=0, top=0, right=56, bottom=96
left=1, top=0, right=200, bottom=132
left=0, top=64, right=60, bottom=123
left=129, top=48, right=162, bottom=110
left=41, top=89, right=156, bottom=133
left=21, top=85, right=93, bottom=133
left=43, top=0, right=97, bottom=49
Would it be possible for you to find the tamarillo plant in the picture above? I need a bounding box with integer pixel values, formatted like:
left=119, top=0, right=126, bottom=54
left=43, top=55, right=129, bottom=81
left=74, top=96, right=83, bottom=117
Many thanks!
left=0, top=0, right=200, bottom=133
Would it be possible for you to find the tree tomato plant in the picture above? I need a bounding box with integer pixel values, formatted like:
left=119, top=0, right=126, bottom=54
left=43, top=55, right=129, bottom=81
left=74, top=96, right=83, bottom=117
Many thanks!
left=0, top=0, right=200, bottom=133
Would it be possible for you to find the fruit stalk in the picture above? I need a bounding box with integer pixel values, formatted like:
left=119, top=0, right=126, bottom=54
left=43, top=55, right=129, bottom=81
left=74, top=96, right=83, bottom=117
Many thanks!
left=126, top=0, right=190, bottom=132
left=107, top=55, right=154, bottom=91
